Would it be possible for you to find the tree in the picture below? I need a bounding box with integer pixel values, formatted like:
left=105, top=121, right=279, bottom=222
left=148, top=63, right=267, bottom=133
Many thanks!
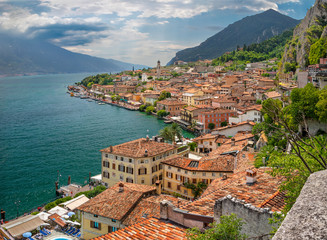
left=159, top=123, right=183, bottom=143
left=208, top=123, right=215, bottom=130
left=221, top=121, right=228, bottom=127
left=184, top=181, right=207, bottom=199
left=139, top=105, right=146, bottom=111
left=157, top=110, right=169, bottom=118
left=186, top=213, right=247, bottom=240
left=158, top=91, right=171, bottom=101
left=188, top=142, right=197, bottom=151
left=145, top=106, right=155, bottom=115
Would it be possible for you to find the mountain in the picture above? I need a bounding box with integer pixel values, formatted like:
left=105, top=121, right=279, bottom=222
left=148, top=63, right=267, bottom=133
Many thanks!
left=167, top=9, right=300, bottom=65
left=0, top=32, right=146, bottom=77
left=280, top=0, right=327, bottom=72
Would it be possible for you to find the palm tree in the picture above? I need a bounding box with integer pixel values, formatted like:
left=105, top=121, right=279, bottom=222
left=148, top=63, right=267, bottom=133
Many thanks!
left=171, top=123, right=183, bottom=142
left=159, top=126, right=173, bottom=142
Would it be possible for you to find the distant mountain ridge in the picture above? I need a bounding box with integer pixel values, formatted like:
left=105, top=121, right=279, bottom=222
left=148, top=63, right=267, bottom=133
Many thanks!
left=0, top=33, right=146, bottom=77
left=167, top=9, right=300, bottom=65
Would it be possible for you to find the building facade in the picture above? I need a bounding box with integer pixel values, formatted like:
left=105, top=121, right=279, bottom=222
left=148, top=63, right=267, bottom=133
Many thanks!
left=101, top=137, right=189, bottom=188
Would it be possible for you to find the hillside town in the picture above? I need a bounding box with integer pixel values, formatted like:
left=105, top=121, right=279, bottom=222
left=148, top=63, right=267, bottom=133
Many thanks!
left=1, top=55, right=326, bottom=240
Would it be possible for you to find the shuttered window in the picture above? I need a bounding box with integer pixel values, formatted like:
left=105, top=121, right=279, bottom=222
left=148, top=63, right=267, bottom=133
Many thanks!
left=90, top=221, right=101, bottom=230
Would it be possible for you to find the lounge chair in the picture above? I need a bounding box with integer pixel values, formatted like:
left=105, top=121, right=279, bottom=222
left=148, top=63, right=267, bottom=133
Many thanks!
left=39, top=230, right=48, bottom=236
left=76, top=233, right=81, bottom=238
left=69, top=228, right=78, bottom=236
left=43, top=229, right=51, bottom=235
left=67, top=227, right=76, bottom=235
left=65, top=227, right=73, bottom=234
left=72, top=229, right=80, bottom=237
left=28, top=237, right=34, bottom=240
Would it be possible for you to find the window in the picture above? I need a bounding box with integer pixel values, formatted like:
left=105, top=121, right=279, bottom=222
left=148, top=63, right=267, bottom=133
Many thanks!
left=120, top=157, right=124, bottom=161
left=118, top=165, right=125, bottom=172
left=139, top=168, right=147, bottom=175
left=185, top=170, right=188, bottom=174
left=127, top=167, right=133, bottom=174
left=152, top=165, right=158, bottom=173
left=103, top=161, right=109, bottom=168
left=177, top=169, right=181, bottom=172
left=90, top=221, right=101, bottom=230
left=129, top=158, right=133, bottom=163
left=192, top=178, right=196, bottom=184
left=102, top=171, right=109, bottom=179
left=168, top=182, right=171, bottom=188
left=202, top=172, right=206, bottom=176
left=184, top=177, right=189, bottom=183
left=184, top=190, right=187, bottom=194
left=119, top=175, right=123, bottom=181
left=94, top=215, right=98, bottom=218
left=115, top=156, right=118, bottom=160
left=177, top=185, right=181, bottom=191
left=192, top=172, right=196, bottom=175
left=176, top=174, right=181, bottom=181
left=108, top=226, right=118, bottom=233
left=112, top=219, right=117, bottom=222
left=105, top=154, right=108, bottom=158
left=168, top=166, right=171, bottom=170
left=126, top=177, right=133, bottom=183
left=167, top=172, right=172, bottom=178
left=212, top=173, right=216, bottom=177
left=141, top=179, right=145, bottom=184
left=112, top=163, right=116, bottom=170
left=159, top=164, right=162, bottom=170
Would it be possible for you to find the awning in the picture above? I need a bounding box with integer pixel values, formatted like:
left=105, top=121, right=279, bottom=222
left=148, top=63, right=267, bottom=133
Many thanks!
left=60, top=194, right=90, bottom=211
left=48, top=206, right=68, bottom=217
left=176, top=119, right=190, bottom=126
left=2, top=215, right=45, bottom=237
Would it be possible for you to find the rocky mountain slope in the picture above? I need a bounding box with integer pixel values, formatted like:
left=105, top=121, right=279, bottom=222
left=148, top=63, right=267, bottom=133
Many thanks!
left=280, top=0, right=327, bottom=72
left=167, top=9, right=299, bottom=65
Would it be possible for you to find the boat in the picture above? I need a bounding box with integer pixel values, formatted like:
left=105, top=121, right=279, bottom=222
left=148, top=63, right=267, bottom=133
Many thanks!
left=87, top=99, right=93, bottom=102
left=164, top=119, right=173, bottom=124
left=98, top=102, right=105, bottom=105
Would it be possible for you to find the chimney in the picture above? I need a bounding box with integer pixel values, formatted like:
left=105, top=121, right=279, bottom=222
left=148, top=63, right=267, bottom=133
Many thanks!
left=231, top=137, right=235, bottom=146
left=155, top=180, right=162, bottom=195
left=118, top=182, right=124, bottom=192
left=246, top=169, right=257, bottom=185
left=109, top=145, right=113, bottom=152
left=68, top=176, right=71, bottom=185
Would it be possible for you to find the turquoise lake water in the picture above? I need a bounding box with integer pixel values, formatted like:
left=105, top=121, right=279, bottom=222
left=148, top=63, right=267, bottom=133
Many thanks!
left=0, top=73, right=193, bottom=220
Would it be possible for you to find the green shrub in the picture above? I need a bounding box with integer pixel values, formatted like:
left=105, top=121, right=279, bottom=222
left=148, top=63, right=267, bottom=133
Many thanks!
left=31, top=212, right=39, bottom=215
left=45, top=202, right=56, bottom=211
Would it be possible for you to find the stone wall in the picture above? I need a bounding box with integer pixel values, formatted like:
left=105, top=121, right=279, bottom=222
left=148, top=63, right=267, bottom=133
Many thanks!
left=273, top=169, right=327, bottom=240
left=214, top=196, right=276, bottom=240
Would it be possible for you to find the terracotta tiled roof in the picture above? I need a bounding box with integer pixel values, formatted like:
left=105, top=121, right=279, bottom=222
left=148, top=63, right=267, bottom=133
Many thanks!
left=162, top=156, right=235, bottom=172
left=48, top=213, right=66, bottom=227
left=192, top=133, right=216, bottom=142
left=157, top=99, right=186, bottom=106
left=122, top=195, right=188, bottom=226
left=213, top=121, right=255, bottom=131
left=264, top=91, right=281, bottom=99
left=181, top=168, right=281, bottom=216
left=92, top=217, right=186, bottom=240
left=179, top=168, right=283, bottom=216
left=258, top=191, right=286, bottom=212
left=77, top=182, right=156, bottom=220
left=101, top=138, right=177, bottom=158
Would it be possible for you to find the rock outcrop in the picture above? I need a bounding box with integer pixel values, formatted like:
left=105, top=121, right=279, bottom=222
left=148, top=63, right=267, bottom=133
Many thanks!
left=280, top=0, right=327, bottom=72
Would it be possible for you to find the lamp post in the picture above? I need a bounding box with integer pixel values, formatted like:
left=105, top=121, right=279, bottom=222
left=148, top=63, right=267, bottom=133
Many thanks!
left=14, top=200, right=20, bottom=218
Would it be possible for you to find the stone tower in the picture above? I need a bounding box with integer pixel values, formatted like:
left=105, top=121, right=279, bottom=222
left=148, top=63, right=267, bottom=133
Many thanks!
left=156, top=60, right=161, bottom=79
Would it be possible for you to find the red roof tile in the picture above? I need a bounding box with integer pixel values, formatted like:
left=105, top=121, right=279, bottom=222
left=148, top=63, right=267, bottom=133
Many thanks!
left=92, top=217, right=186, bottom=240
left=101, top=138, right=177, bottom=158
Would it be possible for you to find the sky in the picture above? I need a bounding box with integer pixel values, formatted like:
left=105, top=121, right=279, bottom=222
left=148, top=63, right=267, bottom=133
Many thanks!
left=0, top=0, right=316, bottom=67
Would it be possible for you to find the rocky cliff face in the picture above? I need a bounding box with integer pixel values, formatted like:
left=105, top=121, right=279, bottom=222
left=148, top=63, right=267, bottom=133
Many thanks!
left=280, top=0, right=327, bottom=72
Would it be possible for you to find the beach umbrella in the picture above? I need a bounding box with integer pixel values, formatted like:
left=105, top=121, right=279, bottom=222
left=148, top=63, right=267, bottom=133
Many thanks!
left=66, top=220, right=74, bottom=224
left=63, top=215, right=69, bottom=219
left=41, top=223, right=50, bottom=226
left=23, top=232, right=32, bottom=238
left=68, top=212, right=75, bottom=217
left=72, top=221, right=80, bottom=226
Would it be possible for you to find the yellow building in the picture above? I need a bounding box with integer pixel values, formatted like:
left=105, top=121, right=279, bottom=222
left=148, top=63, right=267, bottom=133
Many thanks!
left=182, top=89, right=204, bottom=106
left=78, top=182, right=156, bottom=239
left=162, top=155, right=236, bottom=199
left=101, top=137, right=189, bottom=188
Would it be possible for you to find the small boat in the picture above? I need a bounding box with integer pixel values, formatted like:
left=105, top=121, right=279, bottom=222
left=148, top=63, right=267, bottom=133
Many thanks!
left=70, top=92, right=74, bottom=97
left=164, top=119, right=173, bottom=124
left=87, top=99, right=93, bottom=102
left=98, top=102, right=105, bottom=105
